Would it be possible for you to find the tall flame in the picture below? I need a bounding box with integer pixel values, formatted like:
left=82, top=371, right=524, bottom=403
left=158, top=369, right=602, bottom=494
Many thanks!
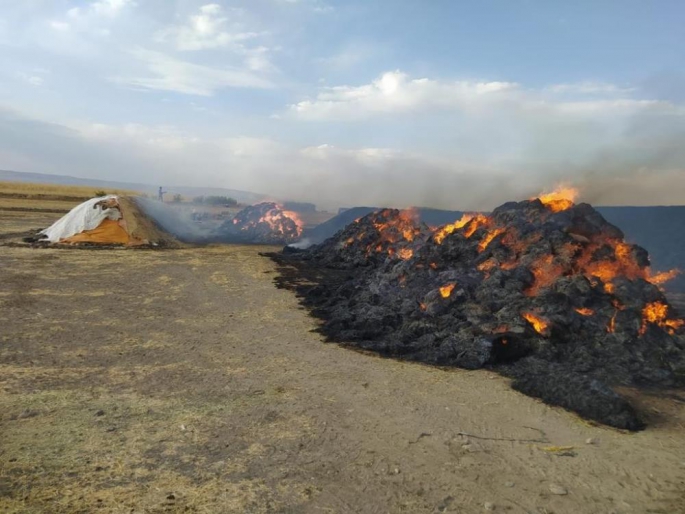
left=535, top=185, right=579, bottom=213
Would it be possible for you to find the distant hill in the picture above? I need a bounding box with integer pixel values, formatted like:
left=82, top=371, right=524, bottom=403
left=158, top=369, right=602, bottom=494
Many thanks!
left=0, top=169, right=267, bottom=205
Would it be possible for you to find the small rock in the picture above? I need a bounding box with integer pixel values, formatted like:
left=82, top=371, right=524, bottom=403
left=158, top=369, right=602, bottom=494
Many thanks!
left=585, top=437, right=597, bottom=445
left=392, top=467, right=400, bottom=475
left=180, top=424, right=186, bottom=431
left=17, top=409, right=39, bottom=420
left=95, top=410, right=105, bottom=417
left=549, top=484, right=568, bottom=495
left=166, top=494, right=175, bottom=500
left=105, top=426, right=117, bottom=432
left=504, top=481, right=515, bottom=488
left=436, top=496, right=454, bottom=512
left=484, top=501, right=496, bottom=511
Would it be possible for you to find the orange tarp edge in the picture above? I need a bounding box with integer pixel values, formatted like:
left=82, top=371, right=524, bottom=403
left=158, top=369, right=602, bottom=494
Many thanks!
left=61, top=219, right=131, bottom=244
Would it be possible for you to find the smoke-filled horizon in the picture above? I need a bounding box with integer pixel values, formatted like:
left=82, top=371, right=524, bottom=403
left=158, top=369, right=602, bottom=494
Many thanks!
left=1, top=2, right=683, bottom=211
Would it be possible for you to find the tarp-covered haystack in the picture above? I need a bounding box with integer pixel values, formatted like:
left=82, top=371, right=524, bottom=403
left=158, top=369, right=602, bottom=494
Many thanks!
left=216, top=202, right=303, bottom=244
left=33, top=195, right=178, bottom=247
left=272, top=188, right=685, bottom=430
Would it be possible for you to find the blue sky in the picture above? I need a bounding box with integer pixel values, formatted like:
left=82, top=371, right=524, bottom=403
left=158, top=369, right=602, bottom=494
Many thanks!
left=0, top=0, right=684, bottom=209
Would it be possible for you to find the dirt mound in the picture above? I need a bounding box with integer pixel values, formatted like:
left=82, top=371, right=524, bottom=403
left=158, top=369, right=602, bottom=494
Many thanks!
left=271, top=193, right=685, bottom=430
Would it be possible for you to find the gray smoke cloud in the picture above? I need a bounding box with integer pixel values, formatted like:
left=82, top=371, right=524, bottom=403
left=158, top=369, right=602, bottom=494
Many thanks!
left=1, top=100, right=684, bottom=212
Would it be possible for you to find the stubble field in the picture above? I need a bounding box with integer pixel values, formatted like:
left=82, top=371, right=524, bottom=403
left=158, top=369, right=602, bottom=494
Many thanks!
left=0, top=188, right=684, bottom=513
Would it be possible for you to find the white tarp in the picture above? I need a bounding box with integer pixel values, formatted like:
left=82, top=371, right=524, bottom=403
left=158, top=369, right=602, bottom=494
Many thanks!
left=40, top=195, right=123, bottom=242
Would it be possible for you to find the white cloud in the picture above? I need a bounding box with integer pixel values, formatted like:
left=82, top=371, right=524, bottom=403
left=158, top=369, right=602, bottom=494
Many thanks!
left=49, top=20, right=70, bottom=32
left=67, top=0, right=136, bottom=20
left=289, top=71, right=519, bottom=120
left=156, top=3, right=259, bottom=51
left=244, top=46, right=277, bottom=72
left=16, top=72, right=44, bottom=87
left=113, top=49, right=274, bottom=95
left=287, top=70, right=682, bottom=123
left=48, top=0, right=135, bottom=36
left=547, top=82, right=635, bottom=95
left=276, top=0, right=332, bottom=9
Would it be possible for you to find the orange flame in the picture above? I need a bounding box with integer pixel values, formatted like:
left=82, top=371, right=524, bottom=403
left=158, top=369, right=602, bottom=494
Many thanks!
left=522, top=312, right=549, bottom=335
left=463, top=214, right=491, bottom=238
left=281, top=209, right=304, bottom=234
left=576, top=241, right=680, bottom=291
left=575, top=307, right=594, bottom=316
left=478, top=227, right=505, bottom=252
left=607, top=311, right=617, bottom=333
left=535, top=185, right=579, bottom=213
left=477, top=259, right=498, bottom=272
left=398, top=248, right=414, bottom=260
left=439, top=283, right=456, bottom=298
left=247, top=206, right=304, bottom=237
left=526, top=254, right=564, bottom=296
left=639, top=301, right=685, bottom=336
left=648, top=268, right=681, bottom=285
left=433, top=213, right=476, bottom=244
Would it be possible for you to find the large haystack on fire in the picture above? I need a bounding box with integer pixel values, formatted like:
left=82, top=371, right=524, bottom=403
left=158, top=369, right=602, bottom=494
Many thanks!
left=271, top=187, right=685, bottom=430
left=216, top=202, right=303, bottom=244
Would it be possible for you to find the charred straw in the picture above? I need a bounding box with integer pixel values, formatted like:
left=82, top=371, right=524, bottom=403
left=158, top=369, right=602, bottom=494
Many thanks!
left=270, top=188, right=685, bottom=430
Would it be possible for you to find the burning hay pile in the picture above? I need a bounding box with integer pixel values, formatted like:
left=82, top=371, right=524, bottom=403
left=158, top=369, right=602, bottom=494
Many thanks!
left=272, top=188, right=685, bottom=430
left=216, top=202, right=303, bottom=244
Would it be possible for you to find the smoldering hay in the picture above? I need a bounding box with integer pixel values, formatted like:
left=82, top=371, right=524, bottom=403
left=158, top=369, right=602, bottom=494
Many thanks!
left=269, top=187, right=685, bottom=430
left=135, top=199, right=305, bottom=245
left=215, top=202, right=304, bottom=244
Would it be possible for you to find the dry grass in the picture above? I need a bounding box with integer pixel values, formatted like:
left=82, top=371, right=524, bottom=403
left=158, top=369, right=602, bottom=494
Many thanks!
left=0, top=211, right=60, bottom=233
left=0, top=198, right=78, bottom=211
left=0, top=181, right=142, bottom=216
left=0, top=382, right=298, bottom=514
left=0, top=181, right=140, bottom=198
left=1, top=244, right=685, bottom=514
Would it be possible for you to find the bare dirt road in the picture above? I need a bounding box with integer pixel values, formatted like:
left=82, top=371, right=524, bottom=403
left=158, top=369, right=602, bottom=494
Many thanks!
left=1, top=214, right=685, bottom=513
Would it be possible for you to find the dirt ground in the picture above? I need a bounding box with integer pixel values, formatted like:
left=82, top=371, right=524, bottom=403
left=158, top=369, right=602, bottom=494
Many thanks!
left=1, top=212, right=685, bottom=514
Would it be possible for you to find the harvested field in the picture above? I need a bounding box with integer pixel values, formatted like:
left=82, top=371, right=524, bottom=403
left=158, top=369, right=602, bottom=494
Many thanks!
left=0, top=182, right=141, bottom=216
left=1, top=212, right=685, bottom=513
left=0, top=181, right=138, bottom=198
